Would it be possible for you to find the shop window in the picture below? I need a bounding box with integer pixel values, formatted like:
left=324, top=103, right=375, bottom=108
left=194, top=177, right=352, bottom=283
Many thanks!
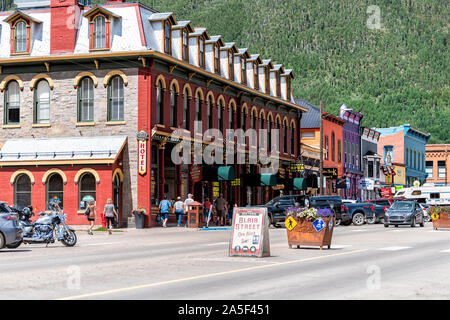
left=93, top=15, right=106, bottom=49
left=4, top=81, right=20, bottom=124
left=46, top=173, right=64, bottom=210
left=107, top=76, right=124, bottom=121
left=78, top=77, right=94, bottom=122
left=156, top=80, right=164, bottom=125
left=79, top=173, right=96, bottom=210
left=170, top=84, right=177, bottom=127
left=34, top=80, right=50, bottom=124
left=14, top=174, right=31, bottom=209
left=14, top=21, right=27, bottom=53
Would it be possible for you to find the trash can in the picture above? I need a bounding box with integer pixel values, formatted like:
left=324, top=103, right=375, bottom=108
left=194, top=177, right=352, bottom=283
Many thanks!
left=187, top=201, right=203, bottom=228
left=133, top=211, right=146, bottom=229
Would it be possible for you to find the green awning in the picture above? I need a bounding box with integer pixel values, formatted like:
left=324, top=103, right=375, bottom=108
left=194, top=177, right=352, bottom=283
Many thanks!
left=260, top=174, right=277, bottom=186
left=293, top=178, right=307, bottom=191
left=218, top=166, right=235, bottom=181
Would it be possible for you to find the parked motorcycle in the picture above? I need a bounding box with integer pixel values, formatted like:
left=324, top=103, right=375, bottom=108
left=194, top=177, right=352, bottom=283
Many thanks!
left=19, top=200, right=77, bottom=247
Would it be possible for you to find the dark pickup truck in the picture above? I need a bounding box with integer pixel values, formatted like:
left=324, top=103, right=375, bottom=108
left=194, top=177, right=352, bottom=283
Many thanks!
left=342, top=202, right=386, bottom=226
left=259, top=195, right=310, bottom=227
left=309, top=196, right=349, bottom=226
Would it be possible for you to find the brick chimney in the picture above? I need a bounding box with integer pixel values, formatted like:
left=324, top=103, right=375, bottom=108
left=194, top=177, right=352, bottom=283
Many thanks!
left=50, top=0, right=82, bottom=54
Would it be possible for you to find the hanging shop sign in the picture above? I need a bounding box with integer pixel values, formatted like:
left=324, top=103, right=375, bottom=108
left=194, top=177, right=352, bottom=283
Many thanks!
left=380, top=188, right=392, bottom=198
left=231, top=178, right=241, bottom=187
left=323, top=168, right=338, bottom=178
left=213, top=181, right=220, bottom=198
left=290, top=163, right=305, bottom=173
left=191, top=165, right=202, bottom=183
left=138, top=139, right=147, bottom=176
left=229, top=207, right=270, bottom=258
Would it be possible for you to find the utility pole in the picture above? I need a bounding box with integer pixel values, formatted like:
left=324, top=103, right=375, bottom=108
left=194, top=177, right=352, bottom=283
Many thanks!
left=319, top=100, right=324, bottom=196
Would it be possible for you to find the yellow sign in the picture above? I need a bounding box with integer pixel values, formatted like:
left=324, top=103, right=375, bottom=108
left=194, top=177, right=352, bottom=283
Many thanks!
left=285, top=216, right=297, bottom=231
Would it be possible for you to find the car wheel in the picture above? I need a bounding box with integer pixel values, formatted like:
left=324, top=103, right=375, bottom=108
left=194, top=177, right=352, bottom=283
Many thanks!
left=410, top=217, right=416, bottom=228
left=352, top=212, right=365, bottom=226
left=366, top=216, right=376, bottom=224
left=384, top=224, right=389, bottom=228
left=335, top=219, right=341, bottom=227
left=424, top=215, right=431, bottom=223
left=6, top=240, right=22, bottom=249
left=0, top=232, right=5, bottom=249
left=395, top=224, right=399, bottom=228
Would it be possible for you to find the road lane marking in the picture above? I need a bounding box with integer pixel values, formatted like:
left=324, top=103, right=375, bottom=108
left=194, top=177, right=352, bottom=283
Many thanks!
left=440, top=249, right=450, bottom=253
left=57, top=249, right=368, bottom=300
left=330, top=244, right=353, bottom=249
left=204, top=242, right=229, bottom=246
left=350, top=229, right=367, bottom=232
left=377, top=246, right=411, bottom=251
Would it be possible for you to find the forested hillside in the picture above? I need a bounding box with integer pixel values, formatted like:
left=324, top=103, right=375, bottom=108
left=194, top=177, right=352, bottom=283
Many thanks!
left=102, top=0, right=448, bottom=142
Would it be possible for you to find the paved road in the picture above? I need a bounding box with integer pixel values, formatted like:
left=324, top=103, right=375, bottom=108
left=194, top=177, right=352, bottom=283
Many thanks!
left=1, top=222, right=449, bottom=300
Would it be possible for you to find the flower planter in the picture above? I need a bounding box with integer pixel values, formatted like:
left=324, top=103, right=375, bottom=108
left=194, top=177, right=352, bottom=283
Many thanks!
left=433, top=212, right=450, bottom=230
left=286, top=217, right=335, bottom=250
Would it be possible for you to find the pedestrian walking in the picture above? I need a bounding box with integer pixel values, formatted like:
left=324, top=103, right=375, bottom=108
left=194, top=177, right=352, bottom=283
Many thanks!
left=103, top=199, right=118, bottom=235
left=203, top=198, right=212, bottom=227
left=227, top=199, right=236, bottom=225
left=174, top=196, right=184, bottom=227
left=159, top=195, right=171, bottom=228
left=86, top=200, right=97, bottom=235
left=183, top=193, right=194, bottom=227
left=214, top=194, right=228, bottom=226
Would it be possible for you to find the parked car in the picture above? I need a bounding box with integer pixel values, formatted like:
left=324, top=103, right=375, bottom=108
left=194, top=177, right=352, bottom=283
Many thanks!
left=342, top=202, right=385, bottom=226
left=259, top=195, right=310, bottom=227
left=418, top=203, right=431, bottom=222
left=384, top=201, right=424, bottom=227
left=0, top=202, right=23, bottom=249
left=309, top=196, right=347, bottom=226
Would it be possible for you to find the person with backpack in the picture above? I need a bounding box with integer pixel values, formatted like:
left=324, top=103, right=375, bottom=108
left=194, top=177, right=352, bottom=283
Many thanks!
left=159, top=195, right=171, bottom=228
left=174, top=196, right=184, bottom=227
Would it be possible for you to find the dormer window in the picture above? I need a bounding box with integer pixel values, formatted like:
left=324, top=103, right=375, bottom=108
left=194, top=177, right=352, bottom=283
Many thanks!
left=286, top=77, right=291, bottom=100
left=14, top=21, right=27, bottom=53
left=228, top=51, right=234, bottom=80
left=265, top=67, right=270, bottom=94
left=240, top=56, right=246, bottom=85
left=199, top=37, right=205, bottom=68
left=164, top=21, right=171, bottom=54
left=84, top=6, right=120, bottom=52
left=214, top=44, right=220, bottom=74
left=253, top=62, right=259, bottom=90
left=182, top=29, right=189, bottom=62
left=93, top=15, right=106, bottom=49
left=276, top=72, right=281, bottom=97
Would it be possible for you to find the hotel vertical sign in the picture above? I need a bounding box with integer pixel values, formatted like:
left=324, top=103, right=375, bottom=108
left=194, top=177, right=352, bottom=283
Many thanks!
left=137, top=130, right=149, bottom=176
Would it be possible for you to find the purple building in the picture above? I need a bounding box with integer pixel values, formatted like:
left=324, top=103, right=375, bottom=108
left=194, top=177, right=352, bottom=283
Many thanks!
left=339, top=104, right=364, bottom=200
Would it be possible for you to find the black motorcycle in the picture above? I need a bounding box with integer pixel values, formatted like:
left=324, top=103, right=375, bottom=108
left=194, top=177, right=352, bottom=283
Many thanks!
left=17, top=200, right=77, bottom=247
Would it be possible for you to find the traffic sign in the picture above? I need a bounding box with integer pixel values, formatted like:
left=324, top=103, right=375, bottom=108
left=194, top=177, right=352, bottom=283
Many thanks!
left=285, top=216, right=297, bottom=231
left=312, top=218, right=326, bottom=232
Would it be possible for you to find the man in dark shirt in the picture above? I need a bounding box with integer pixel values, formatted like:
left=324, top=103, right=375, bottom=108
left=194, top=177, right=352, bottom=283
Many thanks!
left=215, top=194, right=228, bottom=226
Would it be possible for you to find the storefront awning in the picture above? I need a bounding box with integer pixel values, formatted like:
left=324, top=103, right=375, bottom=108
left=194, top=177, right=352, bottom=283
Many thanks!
left=0, top=136, right=127, bottom=166
left=260, top=174, right=277, bottom=186
left=218, top=166, right=235, bottom=181
left=293, top=178, right=307, bottom=191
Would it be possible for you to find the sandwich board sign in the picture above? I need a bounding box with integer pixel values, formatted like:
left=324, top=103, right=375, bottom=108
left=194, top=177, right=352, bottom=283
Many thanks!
left=229, top=207, right=270, bottom=257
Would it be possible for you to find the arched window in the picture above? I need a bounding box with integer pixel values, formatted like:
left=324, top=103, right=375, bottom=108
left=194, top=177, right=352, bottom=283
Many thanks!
left=183, top=89, right=190, bottom=130
left=241, top=109, right=246, bottom=132
left=218, top=100, right=223, bottom=132
left=228, top=106, right=233, bottom=130
left=251, top=110, right=256, bottom=130
left=34, top=80, right=50, bottom=124
left=331, top=132, right=335, bottom=161
left=108, top=76, right=124, bottom=121
left=195, top=92, right=201, bottom=122
left=275, top=120, right=281, bottom=152
left=14, top=174, right=31, bottom=209
left=170, top=84, right=177, bottom=127
left=338, top=140, right=342, bottom=163
left=5, top=81, right=20, bottom=124
left=164, top=21, right=171, bottom=54
left=79, top=173, right=96, bottom=210
left=156, top=80, right=164, bottom=124
left=207, top=95, right=213, bottom=130
left=14, top=21, right=27, bottom=53
left=93, top=15, right=106, bottom=49
left=290, top=126, right=295, bottom=154
left=78, top=77, right=94, bottom=122
left=283, top=125, right=287, bottom=153
left=267, top=120, right=272, bottom=150
left=46, top=173, right=64, bottom=210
